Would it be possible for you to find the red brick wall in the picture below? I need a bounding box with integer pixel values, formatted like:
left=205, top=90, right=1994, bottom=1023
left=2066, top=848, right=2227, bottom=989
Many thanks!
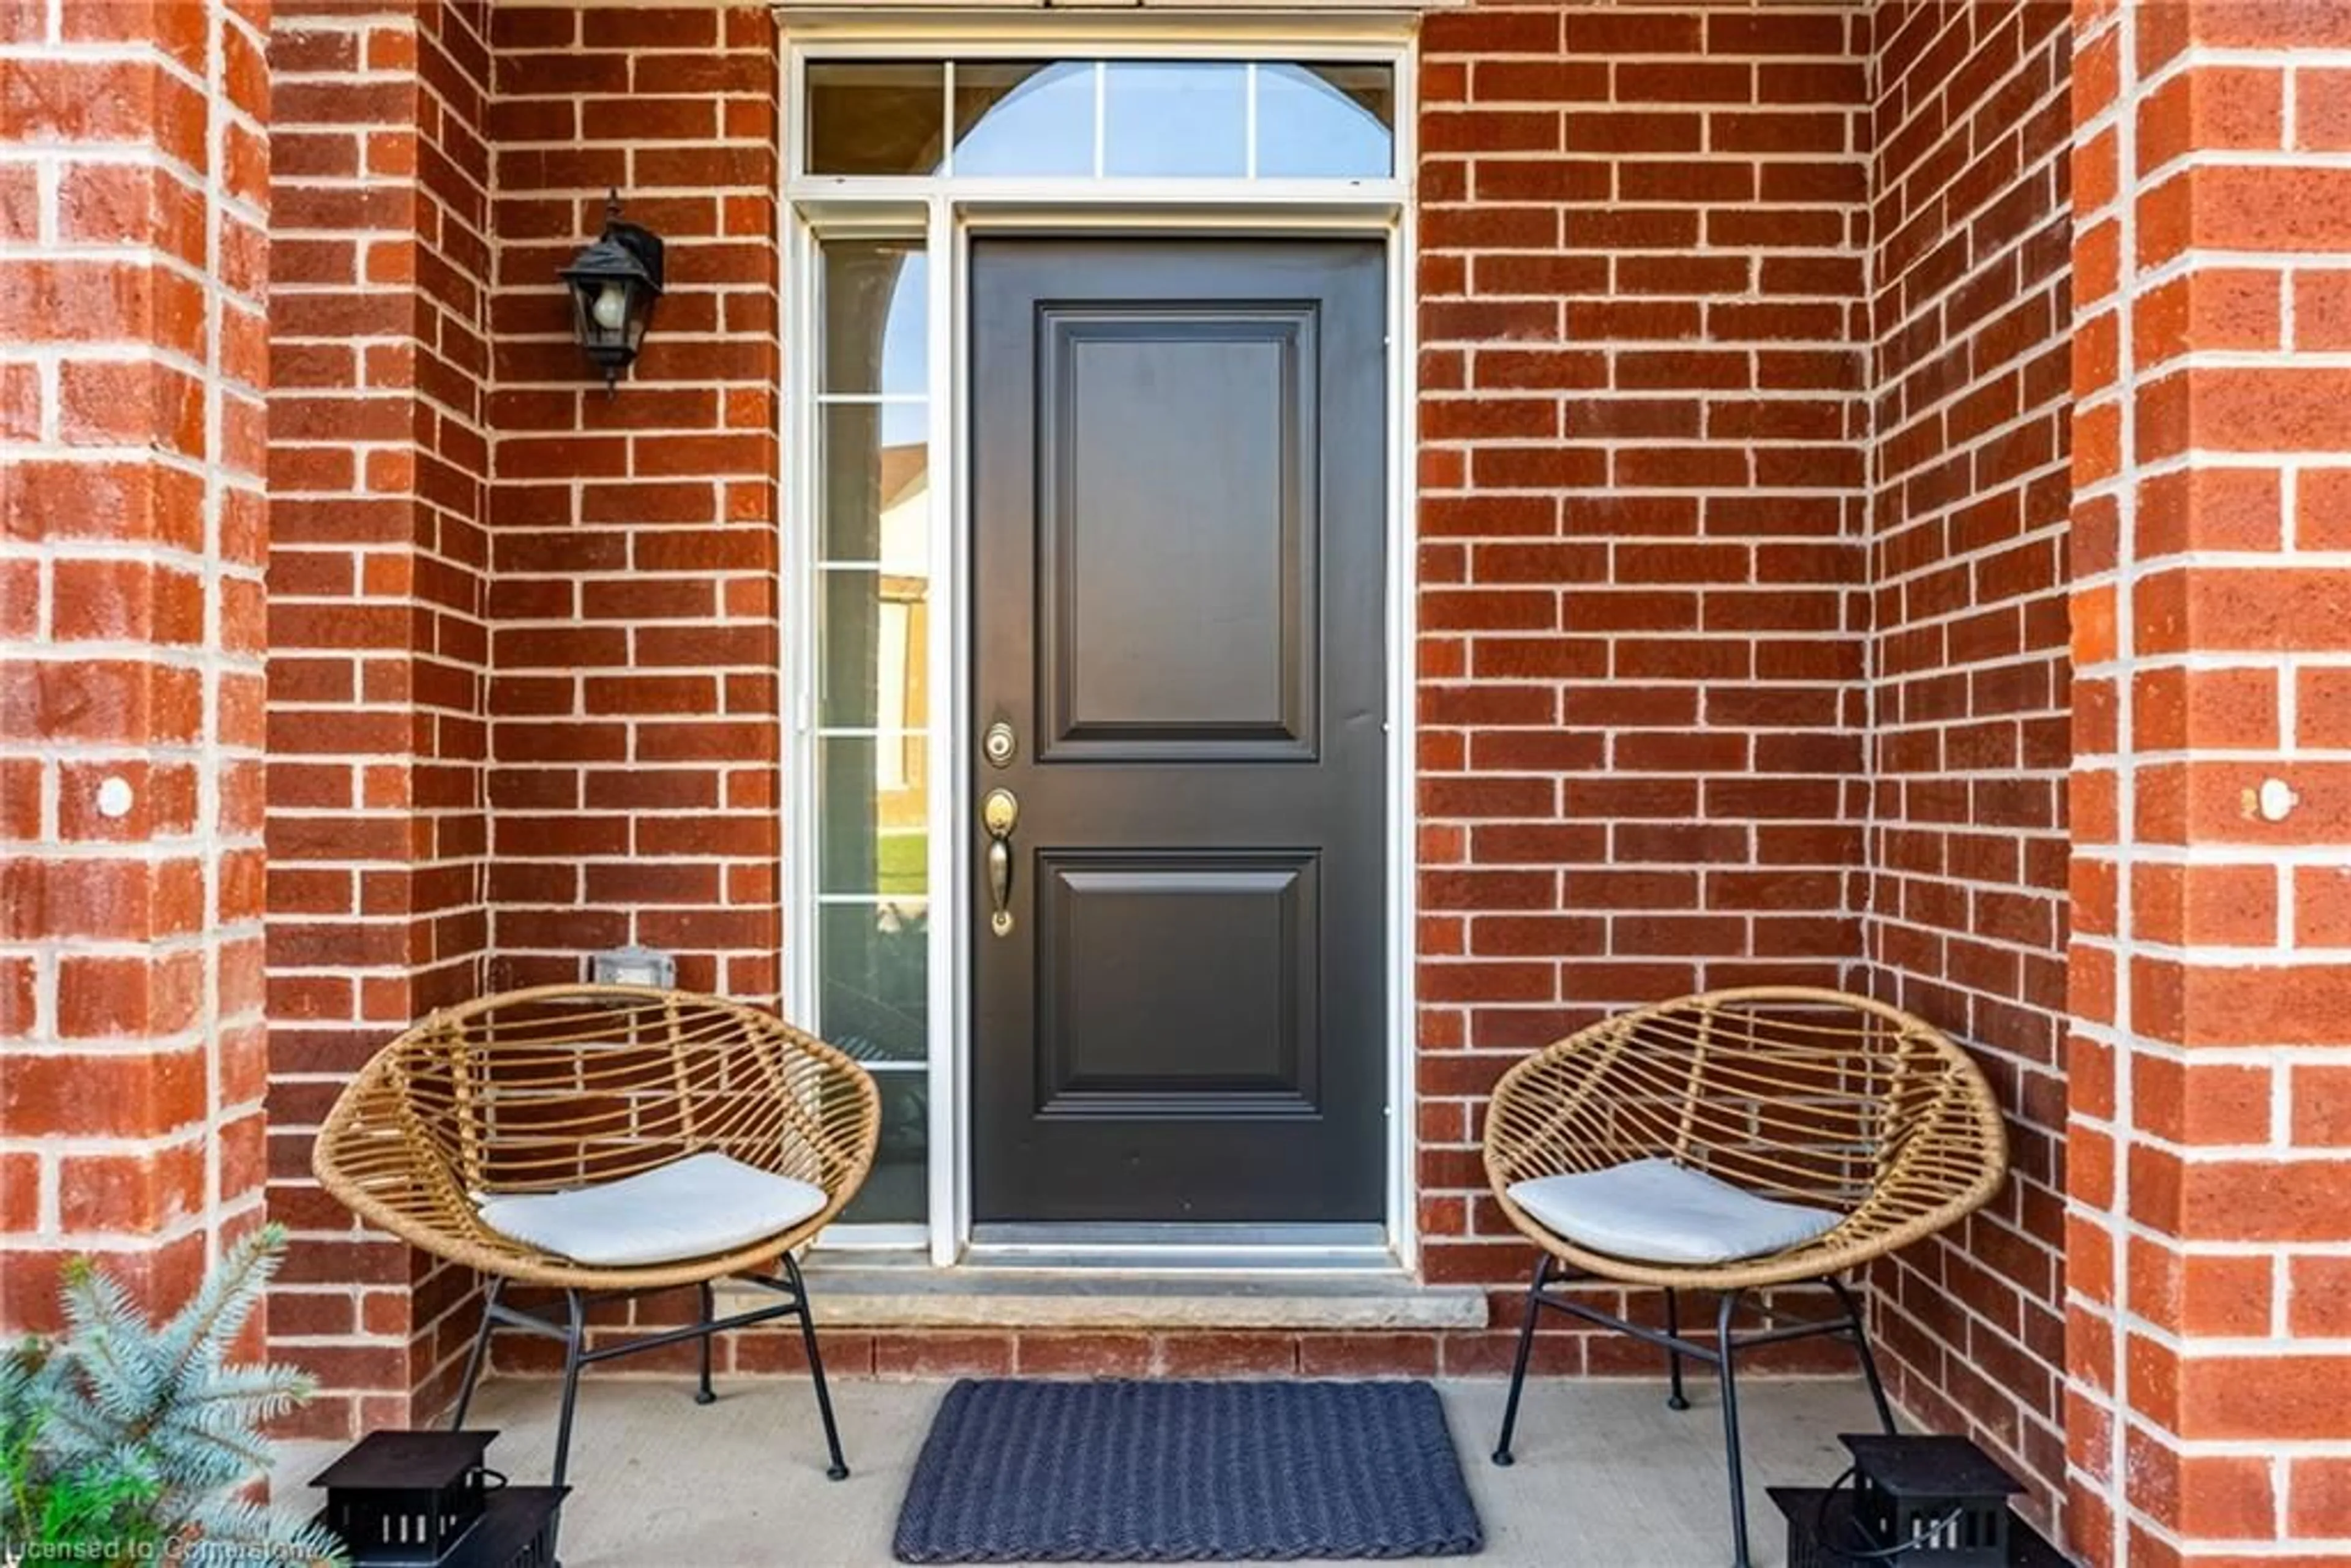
left=2068, top=2, right=2351, bottom=1561
left=233, top=3, right=2104, bottom=1457
left=1, top=0, right=272, bottom=1326
left=257, top=0, right=1894, bottom=1390
left=486, top=3, right=782, bottom=1005
left=264, top=0, right=492, bottom=1436
left=1414, top=3, right=1876, bottom=1357
left=31, top=5, right=2351, bottom=1550
left=1862, top=0, right=2074, bottom=1525
left=258, top=2, right=782, bottom=1426
left=460, top=0, right=787, bottom=1389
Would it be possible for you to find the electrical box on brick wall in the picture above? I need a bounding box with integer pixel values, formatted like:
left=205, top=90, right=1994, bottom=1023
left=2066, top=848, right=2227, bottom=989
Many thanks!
left=593, top=945, right=675, bottom=988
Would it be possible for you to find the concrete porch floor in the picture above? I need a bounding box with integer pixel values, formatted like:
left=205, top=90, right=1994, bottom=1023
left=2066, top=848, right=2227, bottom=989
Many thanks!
left=277, top=1375, right=1885, bottom=1567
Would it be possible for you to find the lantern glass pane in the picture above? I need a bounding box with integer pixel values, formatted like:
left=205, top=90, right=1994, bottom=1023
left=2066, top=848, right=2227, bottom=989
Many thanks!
left=1256, top=64, right=1394, bottom=178
left=953, top=61, right=1097, bottom=176
left=1103, top=61, right=1247, bottom=177
left=806, top=62, right=947, bottom=175
left=568, top=282, right=598, bottom=348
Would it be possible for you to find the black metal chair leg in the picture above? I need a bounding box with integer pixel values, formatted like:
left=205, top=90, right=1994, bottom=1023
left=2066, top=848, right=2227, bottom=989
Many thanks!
left=784, top=1253, right=850, bottom=1480
left=550, top=1290, right=588, bottom=1494
left=449, top=1276, right=503, bottom=1430
left=1714, top=1291, right=1752, bottom=1568
left=1827, top=1277, right=1897, bottom=1433
left=1491, top=1252, right=1551, bottom=1466
left=694, top=1280, right=718, bottom=1406
left=1662, top=1287, right=1690, bottom=1411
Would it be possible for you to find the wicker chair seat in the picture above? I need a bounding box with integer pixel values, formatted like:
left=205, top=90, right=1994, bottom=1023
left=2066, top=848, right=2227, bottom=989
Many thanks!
left=1483, top=986, right=2006, bottom=1291
left=473, top=1151, right=830, bottom=1269
left=1504, top=1157, right=1840, bottom=1267
left=1481, top=986, right=2009, bottom=1568
left=312, top=985, right=881, bottom=1490
left=312, top=985, right=880, bottom=1292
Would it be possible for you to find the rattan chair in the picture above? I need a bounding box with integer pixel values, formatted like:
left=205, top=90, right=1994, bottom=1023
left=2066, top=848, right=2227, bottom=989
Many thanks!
left=312, top=985, right=880, bottom=1491
left=1482, top=987, right=2006, bottom=1568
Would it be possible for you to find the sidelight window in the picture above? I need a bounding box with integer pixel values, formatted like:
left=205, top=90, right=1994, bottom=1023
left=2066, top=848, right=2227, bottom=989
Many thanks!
left=812, top=236, right=932, bottom=1225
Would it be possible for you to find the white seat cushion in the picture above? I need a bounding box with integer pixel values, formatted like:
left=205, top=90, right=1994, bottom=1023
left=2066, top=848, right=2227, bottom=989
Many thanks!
left=1507, top=1157, right=1839, bottom=1267
left=476, top=1152, right=828, bottom=1268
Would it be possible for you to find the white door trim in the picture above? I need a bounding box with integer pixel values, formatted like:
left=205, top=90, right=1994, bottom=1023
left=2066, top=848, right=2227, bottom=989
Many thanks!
left=776, top=23, right=1421, bottom=1272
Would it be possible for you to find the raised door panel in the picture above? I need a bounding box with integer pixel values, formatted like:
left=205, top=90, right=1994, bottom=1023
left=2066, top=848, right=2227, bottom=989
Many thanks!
left=1034, top=851, right=1321, bottom=1120
left=1037, top=309, right=1319, bottom=762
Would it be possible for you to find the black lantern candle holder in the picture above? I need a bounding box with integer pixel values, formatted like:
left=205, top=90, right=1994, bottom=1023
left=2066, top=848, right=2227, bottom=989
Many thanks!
left=310, top=1429, right=565, bottom=1568
left=560, top=189, right=664, bottom=394
left=1770, top=1433, right=2068, bottom=1568
left=1848, top=1435, right=2020, bottom=1564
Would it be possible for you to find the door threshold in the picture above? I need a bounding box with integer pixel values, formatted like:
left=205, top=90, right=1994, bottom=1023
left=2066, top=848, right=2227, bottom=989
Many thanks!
left=966, top=1221, right=1390, bottom=1272
left=774, top=1252, right=1488, bottom=1332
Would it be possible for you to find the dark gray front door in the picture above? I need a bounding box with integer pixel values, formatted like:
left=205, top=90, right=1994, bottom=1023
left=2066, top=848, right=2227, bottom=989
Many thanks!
left=969, top=238, right=1388, bottom=1225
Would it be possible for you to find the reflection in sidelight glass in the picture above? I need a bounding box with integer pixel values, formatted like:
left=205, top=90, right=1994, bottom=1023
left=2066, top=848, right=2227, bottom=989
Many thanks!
left=815, top=225, right=934, bottom=1231
left=819, top=573, right=931, bottom=735
left=806, top=62, right=947, bottom=176
left=821, top=243, right=928, bottom=397
left=1103, top=61, right=1247, bottom=178
left=818, top=732, right=930, bottom=901
left=819, top=405, right=929, bottom=566
left=954, top=61, right=1097, bottom=176
left=1256, top=64, right=1395, bottom=178
left=838, top=1069, right=929, bottom=1223
left=818, top=901, right=930, bottom=1065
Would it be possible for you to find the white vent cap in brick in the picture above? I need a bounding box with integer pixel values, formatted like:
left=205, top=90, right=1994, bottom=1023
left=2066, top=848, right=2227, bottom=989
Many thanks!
left=2255, top=778, right=2298, bottom=823
left=96, top=777, right=135, bottom=819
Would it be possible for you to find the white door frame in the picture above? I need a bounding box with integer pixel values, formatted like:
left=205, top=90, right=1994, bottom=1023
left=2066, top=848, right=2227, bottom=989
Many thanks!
left=776, top=18, right=1422, bottom=1269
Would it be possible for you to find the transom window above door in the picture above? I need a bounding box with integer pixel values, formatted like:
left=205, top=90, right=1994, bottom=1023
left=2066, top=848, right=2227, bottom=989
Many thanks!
left=802, top=59, right=1396, bottom=181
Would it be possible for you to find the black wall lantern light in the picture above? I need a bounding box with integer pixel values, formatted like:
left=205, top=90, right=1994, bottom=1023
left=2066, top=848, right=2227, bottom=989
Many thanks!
left=561, top=189, right=663, bottom=394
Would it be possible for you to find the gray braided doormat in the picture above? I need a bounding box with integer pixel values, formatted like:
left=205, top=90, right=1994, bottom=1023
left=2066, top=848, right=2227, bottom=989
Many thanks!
left=892, top=1379, right=1485, bottom=1562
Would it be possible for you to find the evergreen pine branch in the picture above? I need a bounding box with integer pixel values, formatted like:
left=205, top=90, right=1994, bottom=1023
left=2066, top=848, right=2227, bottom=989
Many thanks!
left=9, top=1229, right=334, bottom=1564
left=151, top=1226, right=287, bottom=1397
left=174, top=1360, right=317, bottom=1420
left=143, top=1417, right=272, bottom=1494
left=1, top=1394, right=42, bottom=1544
left=0, top=1345, right=32, bottom=1417
left=68, top=1334, right=150, bottom=1428
left=32, top=1457, right=162, bottom=1550
left=24, top=1395, right=115, bottom=1466
left=60, top=1268, right=162, bottom=1428
left=184, top=1360, right=316, bottom=1401
left=6, top=1342, right=73, bottom=1431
